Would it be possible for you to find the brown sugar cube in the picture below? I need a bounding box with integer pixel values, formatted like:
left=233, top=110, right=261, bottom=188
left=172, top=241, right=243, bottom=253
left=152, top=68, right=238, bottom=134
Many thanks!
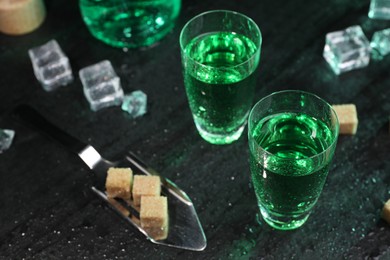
left=332, top=104, right=358, bottom=135
left=132, top=175, right=161, bottom=206
left=105, top=167, right=133, bottom=200
left=382, top=199, right=390, bottom=224
left=140, top=196, right=167, bottom=227
left=0, top=0, right=46, bottom=35
left=140, top=196, right=168, bottom=240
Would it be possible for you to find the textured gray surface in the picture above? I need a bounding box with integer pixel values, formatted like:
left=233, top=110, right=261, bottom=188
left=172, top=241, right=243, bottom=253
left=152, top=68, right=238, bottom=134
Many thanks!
left=0, top=0, right=389, bottom=259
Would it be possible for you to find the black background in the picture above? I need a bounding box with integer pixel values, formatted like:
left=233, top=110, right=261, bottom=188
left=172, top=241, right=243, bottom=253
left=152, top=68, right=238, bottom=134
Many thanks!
left=0, top=0, right=389, bottom=259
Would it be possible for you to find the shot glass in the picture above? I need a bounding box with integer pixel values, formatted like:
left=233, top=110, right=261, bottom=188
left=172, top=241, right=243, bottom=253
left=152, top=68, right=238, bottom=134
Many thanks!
left=180, top=10, right=262, bottom=145
left=248, top=90, right=339, bottom=230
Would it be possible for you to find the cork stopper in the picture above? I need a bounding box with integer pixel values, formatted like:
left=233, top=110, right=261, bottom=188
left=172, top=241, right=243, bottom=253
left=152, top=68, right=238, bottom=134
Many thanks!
left=0, top=0, right=46, bottom=35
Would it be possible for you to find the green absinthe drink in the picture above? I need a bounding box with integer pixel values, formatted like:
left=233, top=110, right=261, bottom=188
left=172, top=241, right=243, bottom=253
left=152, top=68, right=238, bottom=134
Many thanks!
left=183, top=32, right=259, bottom=144
left=180, top=10, right=261, bottom=145
left=79, top=0, right=181, bottom=48
left=248, top=91, right=339, bottom=230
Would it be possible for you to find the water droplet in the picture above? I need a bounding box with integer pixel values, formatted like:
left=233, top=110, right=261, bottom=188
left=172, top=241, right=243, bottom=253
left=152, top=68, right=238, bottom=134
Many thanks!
left=231, top=176, right=235, bottom=180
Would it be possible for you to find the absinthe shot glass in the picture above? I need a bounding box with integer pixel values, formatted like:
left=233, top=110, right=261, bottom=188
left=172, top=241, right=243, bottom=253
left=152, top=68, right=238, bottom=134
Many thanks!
left=248, top=90, right=339, bottom=230
left=180, top=10, right=262, bottom=145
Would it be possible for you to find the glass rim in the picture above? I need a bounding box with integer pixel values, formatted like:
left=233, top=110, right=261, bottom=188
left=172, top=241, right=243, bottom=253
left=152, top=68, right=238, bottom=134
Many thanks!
left=248, top=90, right=340, bottom=162
left=179, top=10, right=262, bottom=71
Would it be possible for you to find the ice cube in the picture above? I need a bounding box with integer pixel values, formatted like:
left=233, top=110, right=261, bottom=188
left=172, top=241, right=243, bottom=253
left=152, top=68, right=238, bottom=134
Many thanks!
left=79, top=60, right=124, bottom=111
left=121, top=90, right=147, bottom=118
left=368, top=0, right=390, bottom=20
left=0, top=129, right=15, bottom=153
left=28, top=40, right=73, bottom=91
left=370, top=28, right=390, bottom=59
left=323, top=25, right=371, bottom=75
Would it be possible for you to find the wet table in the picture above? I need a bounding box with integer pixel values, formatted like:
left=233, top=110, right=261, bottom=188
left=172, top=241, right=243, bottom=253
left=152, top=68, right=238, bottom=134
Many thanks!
left=0, top=0, right=390, bottom=259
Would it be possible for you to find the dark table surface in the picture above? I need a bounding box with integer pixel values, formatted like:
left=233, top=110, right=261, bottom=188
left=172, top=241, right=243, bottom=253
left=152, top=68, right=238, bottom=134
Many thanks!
left=1, top=0, right=390, bottom=259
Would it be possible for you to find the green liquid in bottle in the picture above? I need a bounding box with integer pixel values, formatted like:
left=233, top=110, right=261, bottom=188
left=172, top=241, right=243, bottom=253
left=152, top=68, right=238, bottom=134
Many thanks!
left=79, top=0, right=181, bottom=48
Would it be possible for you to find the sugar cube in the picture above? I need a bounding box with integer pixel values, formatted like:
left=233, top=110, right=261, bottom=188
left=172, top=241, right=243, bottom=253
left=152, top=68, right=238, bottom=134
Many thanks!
left=132, top=175, right=161, bottom=206
left=140, top=196, right=168, bottom=240
left=332, top=104, right=358, bottom=135
left=105, top=167, right=133, bottom=200
left=382, top=199, right=390, bottom=224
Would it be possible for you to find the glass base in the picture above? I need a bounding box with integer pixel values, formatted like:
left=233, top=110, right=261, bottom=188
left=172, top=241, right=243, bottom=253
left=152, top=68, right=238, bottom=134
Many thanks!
left=195, top=122, right=246, bottom=145
left=259, top=206, right=311, bottom=230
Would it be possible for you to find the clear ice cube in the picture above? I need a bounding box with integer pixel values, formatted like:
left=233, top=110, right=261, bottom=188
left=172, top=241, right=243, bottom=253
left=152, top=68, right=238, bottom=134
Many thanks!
left=121, top=90, right=147, bottom=118
left=370, top=28, right=390, bottom=59
left=0, top=129, right=15, bottom=153
left=368, top=0, right=390, bottom=20
left=323, top=25, right=371, bottom=75
left=79, top=60, right=124, bottom=111
left=28, top=40, right=73, bottom=91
